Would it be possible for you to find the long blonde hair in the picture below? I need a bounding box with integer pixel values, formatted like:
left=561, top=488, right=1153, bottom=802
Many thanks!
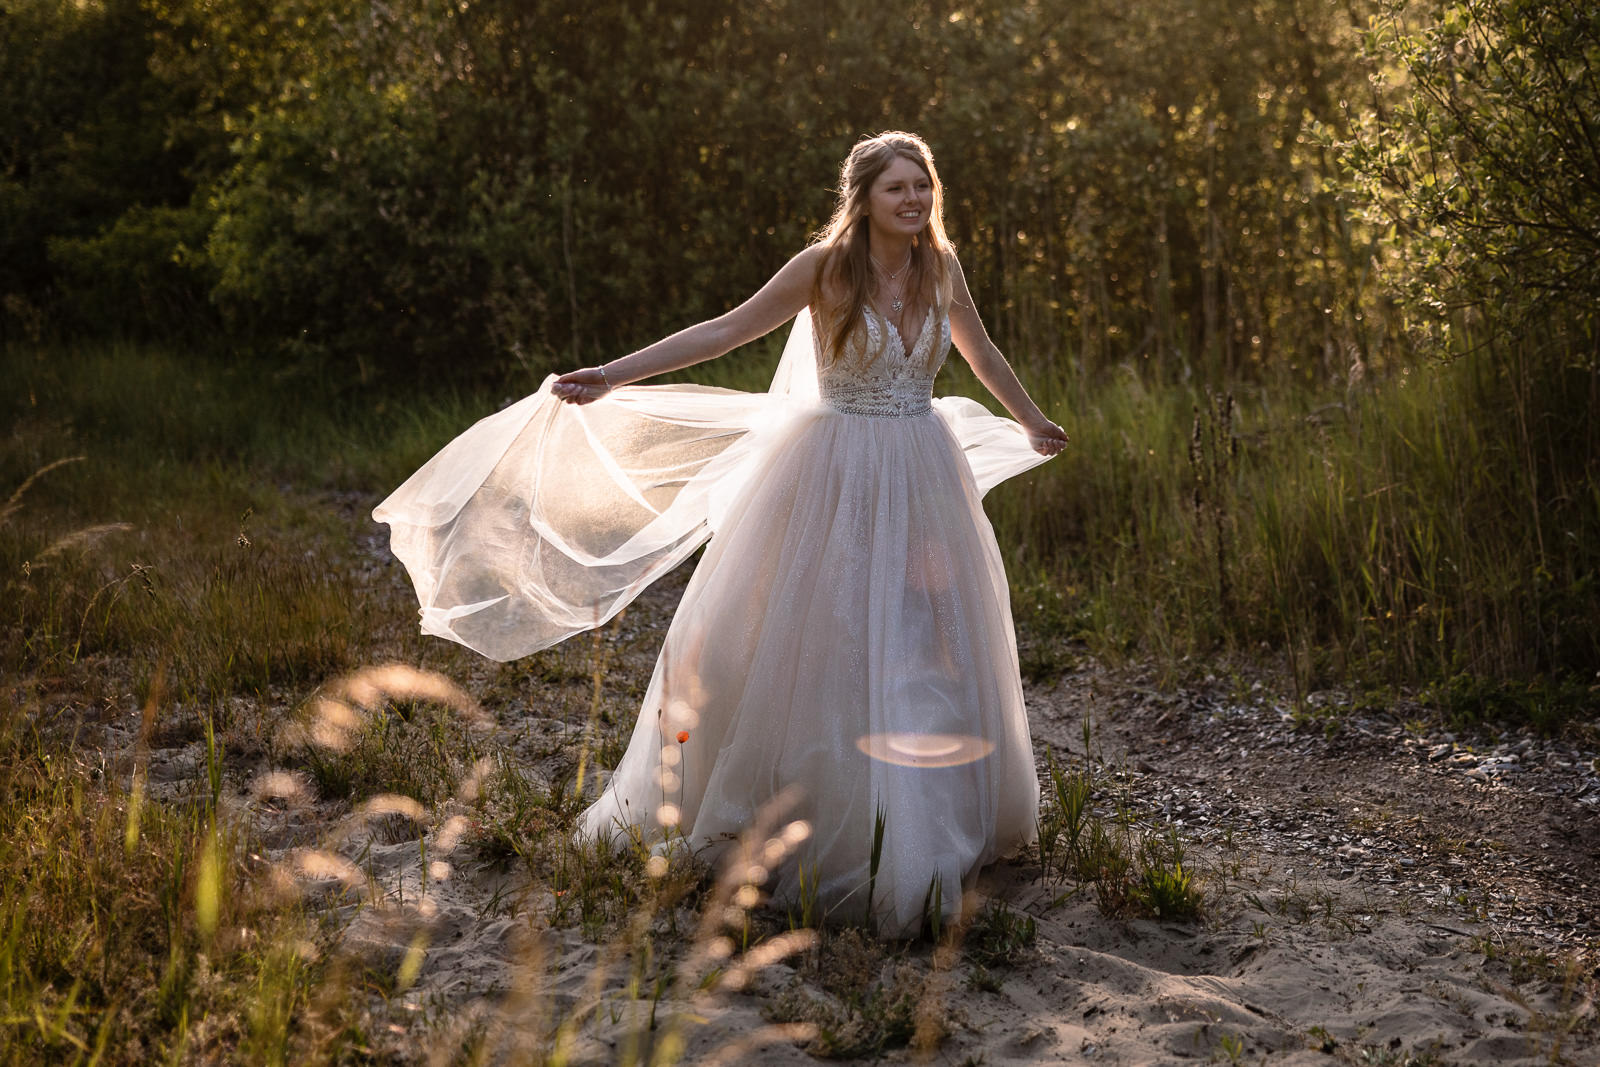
left=810, top=132, right=955, bottom=366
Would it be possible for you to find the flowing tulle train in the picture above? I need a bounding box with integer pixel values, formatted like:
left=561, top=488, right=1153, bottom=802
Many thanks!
left=374, top=310, right=1048, bottom=935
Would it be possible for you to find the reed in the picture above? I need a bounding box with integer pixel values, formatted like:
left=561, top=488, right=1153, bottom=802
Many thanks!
left=975, top=335, right=1598, bottom=724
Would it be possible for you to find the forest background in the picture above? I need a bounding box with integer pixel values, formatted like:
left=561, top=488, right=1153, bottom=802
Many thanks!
left=4, top=0, right=1598, bottom=720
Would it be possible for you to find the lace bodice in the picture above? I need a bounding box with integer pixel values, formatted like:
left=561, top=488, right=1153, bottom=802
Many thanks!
left=816, top=306, right=951, bottom=417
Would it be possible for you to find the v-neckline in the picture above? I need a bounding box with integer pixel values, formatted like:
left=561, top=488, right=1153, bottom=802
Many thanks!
left=871, top=304, right=933, bottom=358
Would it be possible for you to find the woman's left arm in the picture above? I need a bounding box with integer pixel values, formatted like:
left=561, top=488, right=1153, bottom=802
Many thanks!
left=947, top=254, right=1068, bottom=457
left=552, top=245, right=823, bottom=403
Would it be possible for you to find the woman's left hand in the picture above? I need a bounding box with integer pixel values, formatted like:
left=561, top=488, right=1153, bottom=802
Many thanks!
left=1027, top=420, right=1068, bottom=457
left=553, top=367, right=611, bottom=405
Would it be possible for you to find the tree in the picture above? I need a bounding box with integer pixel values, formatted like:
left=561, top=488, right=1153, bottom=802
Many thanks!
left=1342, top=0, right=1600, bottom=330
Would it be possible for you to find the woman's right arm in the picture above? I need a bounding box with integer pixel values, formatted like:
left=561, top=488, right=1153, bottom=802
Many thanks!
left=553, top=245, right=824, bottom=404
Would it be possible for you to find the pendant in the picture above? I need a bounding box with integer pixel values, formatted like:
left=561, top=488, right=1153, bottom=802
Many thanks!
left=892, top=299, right=904, bottom=312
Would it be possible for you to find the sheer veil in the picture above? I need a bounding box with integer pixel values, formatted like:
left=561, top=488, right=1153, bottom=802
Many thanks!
left=373, top=306, right=1045, bottom=661
left=767, top=306, right=821, bottom=404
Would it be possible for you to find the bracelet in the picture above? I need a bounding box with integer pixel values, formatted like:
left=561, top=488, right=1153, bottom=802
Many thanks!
left=598, top=364, right=612, bottom=389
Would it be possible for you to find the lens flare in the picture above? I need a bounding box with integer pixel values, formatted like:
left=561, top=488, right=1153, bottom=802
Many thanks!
left=855, top=732, right=994, bottom=767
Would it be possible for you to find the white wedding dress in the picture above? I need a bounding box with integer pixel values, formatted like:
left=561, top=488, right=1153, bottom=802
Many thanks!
left=374, top=304, right=1050, bottom=936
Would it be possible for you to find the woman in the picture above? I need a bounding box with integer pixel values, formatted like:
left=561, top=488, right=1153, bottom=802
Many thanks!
left=375, top=132, right=1066, bottom=936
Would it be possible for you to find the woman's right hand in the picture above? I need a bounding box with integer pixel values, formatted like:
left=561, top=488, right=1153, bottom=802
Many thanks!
left=553, top=367, right=611, bottom=405
left=1026, top=420, right=1069, bottom=457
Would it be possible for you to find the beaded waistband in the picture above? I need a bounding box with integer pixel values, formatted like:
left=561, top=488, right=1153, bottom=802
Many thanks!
left=819, top=380, right=934, bottom=418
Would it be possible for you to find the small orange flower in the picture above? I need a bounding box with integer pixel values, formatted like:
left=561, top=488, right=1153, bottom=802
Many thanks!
left=676, top=730, right=690, bottom=744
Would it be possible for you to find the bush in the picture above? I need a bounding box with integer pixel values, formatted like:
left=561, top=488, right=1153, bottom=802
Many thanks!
left=47, top=203, right=216, bottom=336
left=1343, top=0, right=1600, bottom=329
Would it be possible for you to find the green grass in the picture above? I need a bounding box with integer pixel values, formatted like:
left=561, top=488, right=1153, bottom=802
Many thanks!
left=0, top=342, right=484, bottom=709
left=0, top=342, right=482, bottom=529
left=986, top=337, right=1597, bottom=727
left=1037, top=744, right=1206, bottom=922
left=0, top=689, right=366, bottom=1064
left=0, top=343, right=510, bottom=1062
left=964, top=898, right=1037, bottom=970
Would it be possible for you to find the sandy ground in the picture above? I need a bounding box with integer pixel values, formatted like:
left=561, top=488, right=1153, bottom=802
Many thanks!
left=123, top=522, right=1600, bottom=1065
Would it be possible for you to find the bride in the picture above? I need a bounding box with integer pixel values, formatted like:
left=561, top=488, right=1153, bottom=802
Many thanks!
left=375, top=132, right=1067, bottom=936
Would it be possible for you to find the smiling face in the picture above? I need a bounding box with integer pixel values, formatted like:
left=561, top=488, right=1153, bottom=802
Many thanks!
left=813, top=132, right=954, bottom=364
left=864, top=155, right=934, bottom=245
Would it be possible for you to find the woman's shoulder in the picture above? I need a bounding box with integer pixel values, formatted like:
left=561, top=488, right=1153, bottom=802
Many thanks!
left=803, top=242, right=846, bottom=302
left=774, top=244, right=827, bottom=296
left=790, top=243, right=830, bottom=273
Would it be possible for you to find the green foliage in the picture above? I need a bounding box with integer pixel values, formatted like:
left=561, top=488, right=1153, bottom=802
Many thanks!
left=990, top=326, right=1600, bottom=717
left=199, top=0, right=833, bottom=379
left=468, top=749, right=563, bottom=866
left=1322, top=0, right=1600, bottom=705
left=45, top=203, right=216, bottom=336
left=1136, top=828, right=1202, bottom=920
left=0, top=0, right=214, bottom=339
left=1342, top=0, right=1600, bottom=327
left=5, top=0, right=1383, bottom=383
left=1423, top=671, right=1597, bottom=733
left=767, top=973, right=919, bottom=1060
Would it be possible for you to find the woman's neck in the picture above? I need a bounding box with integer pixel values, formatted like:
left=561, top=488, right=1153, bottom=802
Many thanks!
left=868, top=234, right=915, bottom=267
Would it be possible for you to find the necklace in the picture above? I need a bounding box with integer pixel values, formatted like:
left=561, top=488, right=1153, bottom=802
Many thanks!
left=871, top=251, right=913, bottom=312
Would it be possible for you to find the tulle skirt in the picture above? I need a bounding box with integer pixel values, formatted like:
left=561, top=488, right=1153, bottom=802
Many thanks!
left=576, top=401, right=1040, bottom=936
